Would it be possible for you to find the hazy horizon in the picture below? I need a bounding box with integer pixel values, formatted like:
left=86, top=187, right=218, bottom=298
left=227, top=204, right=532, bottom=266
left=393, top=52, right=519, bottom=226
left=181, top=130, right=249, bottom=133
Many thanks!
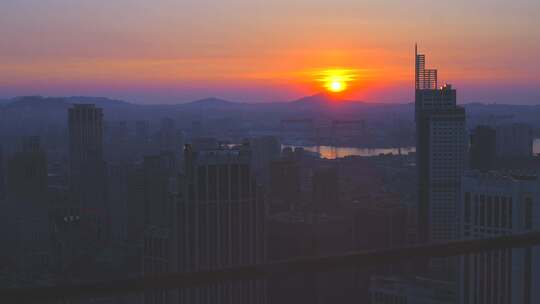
left=3, top=90, right=540, bottom=106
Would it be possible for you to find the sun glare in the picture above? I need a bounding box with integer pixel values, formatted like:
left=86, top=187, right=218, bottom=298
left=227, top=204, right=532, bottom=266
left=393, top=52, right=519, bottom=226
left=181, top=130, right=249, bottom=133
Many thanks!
left=314, top=68, right=358, bottom=94
left=330, top=81, right=345, bottom=92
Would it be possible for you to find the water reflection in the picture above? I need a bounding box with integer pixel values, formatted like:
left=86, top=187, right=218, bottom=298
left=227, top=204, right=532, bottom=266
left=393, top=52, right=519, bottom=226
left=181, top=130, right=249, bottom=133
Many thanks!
left=287, top=138, right=540, bottom=160
left=283, top=145, right=416, bottom=159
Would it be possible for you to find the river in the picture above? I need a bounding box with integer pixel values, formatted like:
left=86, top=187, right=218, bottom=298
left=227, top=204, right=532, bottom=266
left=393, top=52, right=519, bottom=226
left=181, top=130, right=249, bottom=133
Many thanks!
left=285, top=138, right=540, bottom=160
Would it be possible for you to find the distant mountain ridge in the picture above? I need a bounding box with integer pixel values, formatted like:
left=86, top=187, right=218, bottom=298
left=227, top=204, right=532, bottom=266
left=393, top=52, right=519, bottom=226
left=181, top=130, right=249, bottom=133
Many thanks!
left=1, top=94, right=538, bottom=111
left=64, top=96, right=134, bottom=107
left=189, top=97, right=237, bottom=105
left=3, top=96, right=134, bottom=108
left=1, top=94, right=540, bottom=137
left=2, top=93, right=539, bottom=108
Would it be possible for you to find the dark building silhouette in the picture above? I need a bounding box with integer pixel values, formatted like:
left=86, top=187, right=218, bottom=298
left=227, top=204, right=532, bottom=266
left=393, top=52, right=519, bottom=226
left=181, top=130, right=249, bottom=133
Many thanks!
left=0, top=144, right=4, bottom=200
left=267, top=212, right=355, bottom=304
left=1, top=136, right=49, bottom=272
left=127, top=152, right=177, bottom=245
left=127, top=165, right=145, bottom=244
left=135, top=120, right=151, bottom=158
left=496, top=123, right=533, bottom=160
left=269, top=158, right=301, bottom=212
left=136, top=120, right=150, bottom=144
left=157, top=117, right=177, bottom=152
left=7, top=137, right=47, bottom=200
left=312, top=165, right=339, bottom=213
left=68, top=104, right=107, bottom=242
left=415, top=45, right=466, bottom=244
left=176, top=142, right=266, bottom=304
left=350, top=199, right=409, bottom=303
left=104, top=120, right=130, bottom=162
left=470, top=125, right=496, bottom=171
left=250, top=136, right=281, bottom=185
left=47, top=182, right=77, bottom=271
left=141, top=152, right=178, bottom=304
left=351, top=200, right=407, bottom=251
left=190, top=137, right=218, bottom=151
left=106, top=163, right=131, bottom=243
left=144, top=152, right=177, bottom=227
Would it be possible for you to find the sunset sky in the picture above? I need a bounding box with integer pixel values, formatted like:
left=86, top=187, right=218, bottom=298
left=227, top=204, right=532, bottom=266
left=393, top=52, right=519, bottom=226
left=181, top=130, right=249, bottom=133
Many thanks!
left=1, top=0, right=539, bottom=104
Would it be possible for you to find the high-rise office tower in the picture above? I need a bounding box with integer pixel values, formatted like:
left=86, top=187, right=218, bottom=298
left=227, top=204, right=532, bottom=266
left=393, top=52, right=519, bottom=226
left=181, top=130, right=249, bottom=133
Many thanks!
left=470, top=125, right=497, bottom=171
left=176, top=142, right=266, bottom=304
left=415, top=45, right=466, bottom=244
left=68, top=104, right=107, bottom=240
left=459, top=171, right=540, bottom=304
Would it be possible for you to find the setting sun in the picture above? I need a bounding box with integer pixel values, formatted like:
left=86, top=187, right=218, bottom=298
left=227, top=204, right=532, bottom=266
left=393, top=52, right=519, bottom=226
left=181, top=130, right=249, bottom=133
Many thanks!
left=314, top=68, right=358, bottom=94
left=329, top=81, right=345, bottom=92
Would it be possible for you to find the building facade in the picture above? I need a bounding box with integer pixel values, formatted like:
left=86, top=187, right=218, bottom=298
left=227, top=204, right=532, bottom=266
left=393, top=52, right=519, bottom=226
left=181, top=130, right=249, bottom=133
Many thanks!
left=175, top=143, right=266, bottom=304
left=459, top=171, right=540, bottom=304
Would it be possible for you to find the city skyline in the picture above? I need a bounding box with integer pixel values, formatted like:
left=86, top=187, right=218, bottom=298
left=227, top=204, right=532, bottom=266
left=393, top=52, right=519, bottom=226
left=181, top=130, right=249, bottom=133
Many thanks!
left=1, top=0, right=539, bottom=104
left=2, top=13, right=540, bottom=302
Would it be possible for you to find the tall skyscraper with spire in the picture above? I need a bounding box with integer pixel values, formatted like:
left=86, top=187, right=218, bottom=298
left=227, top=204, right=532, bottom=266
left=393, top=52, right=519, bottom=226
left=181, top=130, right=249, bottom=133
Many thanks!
left=415, top=45, right=466, bottom=244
